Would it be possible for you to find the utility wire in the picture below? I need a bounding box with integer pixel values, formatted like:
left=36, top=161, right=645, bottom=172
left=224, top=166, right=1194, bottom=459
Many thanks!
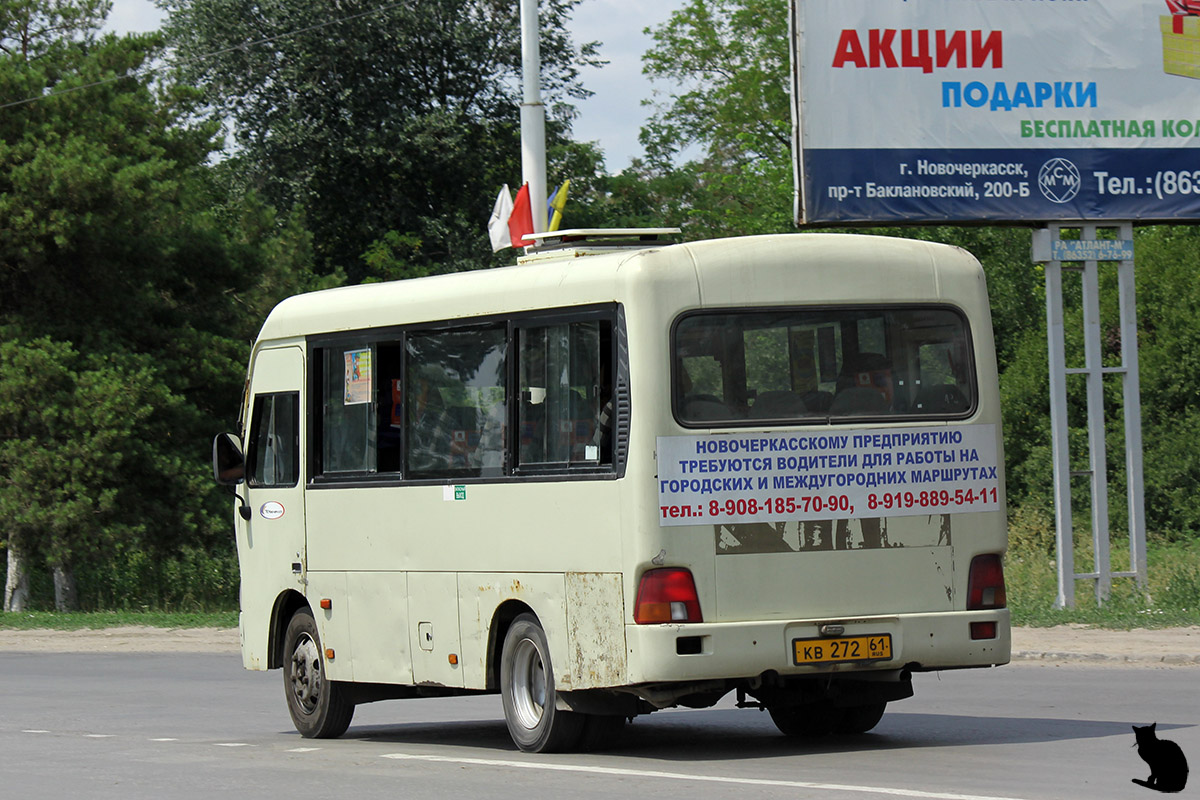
left=0, top=1, right=408, bottom=111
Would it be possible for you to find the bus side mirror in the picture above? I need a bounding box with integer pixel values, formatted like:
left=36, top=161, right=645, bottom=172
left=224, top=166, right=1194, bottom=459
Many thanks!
left=213, top=432, right=245, bottom=486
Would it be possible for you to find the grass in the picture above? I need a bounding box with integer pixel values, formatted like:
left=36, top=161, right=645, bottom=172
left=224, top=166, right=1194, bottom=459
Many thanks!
left=3, top=507, right=1199, bottom=631
left=1006, top=504, right=1200, bottom=629
left=0, top=610, right=237, bottom=631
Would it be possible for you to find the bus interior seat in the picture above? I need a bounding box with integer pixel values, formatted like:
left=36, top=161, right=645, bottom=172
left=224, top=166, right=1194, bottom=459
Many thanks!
left=748, top=391, right=807, bottom=419
left=829, top=387, right=890, bottom=415
left=800, top=390, right=833, bottom=412
left=682, top=395, right=730, bottom=421
left=912, top=384, right=969, bottom=414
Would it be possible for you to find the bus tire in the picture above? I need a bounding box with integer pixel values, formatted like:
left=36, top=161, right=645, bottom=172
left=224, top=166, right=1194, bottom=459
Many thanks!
left=832, top=702, right=887, bottom=735
left=767, top=703, right=836, bottom=737
left=500, top=613, right=585, bottom=752
left=283, top=607, right=354, bottom=739
left=578, top=714, right=626, bottom=751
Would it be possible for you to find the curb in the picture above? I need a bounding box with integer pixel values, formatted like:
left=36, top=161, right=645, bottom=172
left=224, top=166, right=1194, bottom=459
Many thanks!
left=1013, top=650, right=1200, bottom=665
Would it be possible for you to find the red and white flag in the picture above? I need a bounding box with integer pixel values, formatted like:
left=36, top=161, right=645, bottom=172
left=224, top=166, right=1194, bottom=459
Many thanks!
left=487, top=185, right=514, bottom=252
left=507, top=183, right=535, bottom=248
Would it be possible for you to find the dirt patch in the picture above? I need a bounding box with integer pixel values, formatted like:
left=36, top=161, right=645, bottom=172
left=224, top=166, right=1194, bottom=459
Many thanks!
left=1012, top=624, right=1200, bottom=666
left=0, top=625, right=239, bottom=653
left=0, top=624, right=1196, bottom=665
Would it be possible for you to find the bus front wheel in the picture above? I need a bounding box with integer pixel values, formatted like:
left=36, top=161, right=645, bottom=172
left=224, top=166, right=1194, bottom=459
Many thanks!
left=283, top=607, right=354, bottom=738
left=500, top=613, right=585, bottom=752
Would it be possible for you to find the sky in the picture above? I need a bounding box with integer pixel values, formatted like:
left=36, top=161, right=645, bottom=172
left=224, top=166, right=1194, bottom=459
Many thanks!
left=105, top=0, right=689, bottom=171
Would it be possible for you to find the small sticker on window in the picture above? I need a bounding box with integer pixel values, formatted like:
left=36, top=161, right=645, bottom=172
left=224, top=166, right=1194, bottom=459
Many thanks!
left=344, top=349, right=372, bottom=405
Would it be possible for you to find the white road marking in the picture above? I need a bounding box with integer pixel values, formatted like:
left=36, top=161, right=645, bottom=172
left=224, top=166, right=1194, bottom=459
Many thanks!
left=84, top=734, right=114, bottom=738
left=149, top=738, right=180, bottom=742
left=379, top=753, right=1031, bottom=800
left=214, top=742, right=253, bottom=748
left=286, top=747, right=322, bottom=753
left=22, top=730, right=50, bottom=734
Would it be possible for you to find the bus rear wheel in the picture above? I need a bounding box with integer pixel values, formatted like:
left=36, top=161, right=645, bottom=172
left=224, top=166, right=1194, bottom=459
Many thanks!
left=832, top=701, right=887, bottom=734
left=768, top=701, right=887, bottom=737
left=283, top=607, right=354, bottom=738
left=500, top=614, right=585, bottom=752
left=768, top=703, right=836, bottom=737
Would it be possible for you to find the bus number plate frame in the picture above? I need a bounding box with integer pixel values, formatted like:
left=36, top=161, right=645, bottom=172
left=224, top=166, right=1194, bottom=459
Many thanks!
left=791, top=634, right=893, bottom=666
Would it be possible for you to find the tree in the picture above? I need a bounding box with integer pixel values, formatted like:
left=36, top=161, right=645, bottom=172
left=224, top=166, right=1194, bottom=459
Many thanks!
left=0, top=338, right=171, bottom=611
left=0, top=0, right=320, bottom=609
left=1117, top=225, right=1200, bottom=537
left=160, top=0, right=601, bottom=281
left=638, top=0, right=793, bottom=238
left=0, top=0, right=109, bottom=59
left=642, top=0, right=789, bottom=168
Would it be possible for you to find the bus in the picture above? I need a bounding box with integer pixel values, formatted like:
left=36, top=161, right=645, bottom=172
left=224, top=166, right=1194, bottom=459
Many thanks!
left=213, top=230, right=1009, bottom=753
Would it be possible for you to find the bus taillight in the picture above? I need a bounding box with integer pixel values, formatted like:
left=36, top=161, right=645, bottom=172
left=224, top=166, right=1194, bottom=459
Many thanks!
left=966, top=554, right=1007, bottom=610
left=634, top=568, right=703, bottom=624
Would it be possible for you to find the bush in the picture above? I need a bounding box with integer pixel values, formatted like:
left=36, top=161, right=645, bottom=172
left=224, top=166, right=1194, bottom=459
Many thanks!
left=10, top=543, right=238, bottom=612
left=1007, top=505, right=1200, bottom=627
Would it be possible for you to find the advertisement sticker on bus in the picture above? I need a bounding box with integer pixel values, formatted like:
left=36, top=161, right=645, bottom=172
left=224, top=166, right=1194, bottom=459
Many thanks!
left=656, top=425, right=1000, bottom=527
left=343, top=348, right=372, bottom=404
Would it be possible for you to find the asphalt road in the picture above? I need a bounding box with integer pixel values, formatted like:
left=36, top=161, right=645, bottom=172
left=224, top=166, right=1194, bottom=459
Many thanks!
left=1, top=652, right=1195, bottom=800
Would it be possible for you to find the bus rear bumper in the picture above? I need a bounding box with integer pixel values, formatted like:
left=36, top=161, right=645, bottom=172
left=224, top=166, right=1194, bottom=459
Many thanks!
left=623, top=609, right=1010, bottom=685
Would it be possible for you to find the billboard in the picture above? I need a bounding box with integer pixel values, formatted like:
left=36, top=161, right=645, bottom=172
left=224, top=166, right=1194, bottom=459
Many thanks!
left=791, top=0, right=1200, bottom=224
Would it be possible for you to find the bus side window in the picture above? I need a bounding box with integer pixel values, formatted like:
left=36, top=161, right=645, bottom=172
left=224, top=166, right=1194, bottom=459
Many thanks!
left=405, top=326, right=507, bottom=478
left=320, top=347, right=376, bottom=474
left=247, top=392, right=299, bottom=488
left=518, top=319, right=612, bottom=469
left=376, top=345, right=404, bottom=473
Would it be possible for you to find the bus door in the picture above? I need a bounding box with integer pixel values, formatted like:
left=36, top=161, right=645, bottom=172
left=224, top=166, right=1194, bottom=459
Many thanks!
left=239, top=346, right=306, bottom=670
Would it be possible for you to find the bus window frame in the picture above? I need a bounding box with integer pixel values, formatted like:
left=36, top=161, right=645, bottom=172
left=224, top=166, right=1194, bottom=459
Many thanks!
left=670, top=303, right=978, bottom=429
left=245, top=390, right=301, bottom=489
left=305, top=303, right=627, bottom=488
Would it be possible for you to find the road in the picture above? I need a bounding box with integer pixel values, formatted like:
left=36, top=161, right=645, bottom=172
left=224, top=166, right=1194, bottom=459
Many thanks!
left=0, top=652, right=1195, bottom=800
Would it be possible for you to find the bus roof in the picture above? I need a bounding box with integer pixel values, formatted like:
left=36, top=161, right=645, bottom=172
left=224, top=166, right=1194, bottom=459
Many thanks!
left=254, top=233, right=981, bottom=344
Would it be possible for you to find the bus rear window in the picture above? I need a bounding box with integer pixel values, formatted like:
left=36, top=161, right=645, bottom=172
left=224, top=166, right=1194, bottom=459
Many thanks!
left=673, top=306, right=975, bottom=425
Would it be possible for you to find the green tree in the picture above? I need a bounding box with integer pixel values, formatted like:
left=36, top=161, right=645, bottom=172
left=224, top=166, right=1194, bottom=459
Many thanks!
left=642, top=0, right=789, bottom=168
left=638, top=0, right=792, bottom=238
left=0, top=0, right=319, bottom=609
left=161, top=0, right=600, bottom=281
left=1118, top=226, right=1200, bottom=537
left=0, top=338, right=172, bottom=610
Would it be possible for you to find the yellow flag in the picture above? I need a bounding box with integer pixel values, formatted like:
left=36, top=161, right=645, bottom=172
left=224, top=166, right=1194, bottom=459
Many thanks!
left=547, top=179, right=571, bottom=231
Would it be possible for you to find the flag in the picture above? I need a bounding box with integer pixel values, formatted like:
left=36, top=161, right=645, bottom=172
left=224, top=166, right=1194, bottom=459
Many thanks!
left=547, top=179, right=571, bottom=232
left=488, top=185, right=514, bottom=252
left=508, top=182, right=535, bottom=248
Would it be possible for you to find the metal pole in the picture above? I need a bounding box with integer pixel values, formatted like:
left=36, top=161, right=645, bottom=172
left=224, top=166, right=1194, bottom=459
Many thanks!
left=1116, top=221, right=1149, bottom=590
left=1079, top=223, right=1112, bottom=603
left=1045, top=233, right=1075, bottom=609
left=519, top=0, right=547, bottom=233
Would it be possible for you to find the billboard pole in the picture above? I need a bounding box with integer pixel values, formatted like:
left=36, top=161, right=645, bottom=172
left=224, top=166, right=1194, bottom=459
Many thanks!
left=1118, top=229, right=1150, bottom=598
left=1034, top=222, right=1147, bottom=608
left=1042, top=238, right=1075, bottom=609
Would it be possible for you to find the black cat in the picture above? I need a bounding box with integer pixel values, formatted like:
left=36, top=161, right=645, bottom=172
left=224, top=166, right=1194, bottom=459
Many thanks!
left=1132, top=723, right=1189, bottom=793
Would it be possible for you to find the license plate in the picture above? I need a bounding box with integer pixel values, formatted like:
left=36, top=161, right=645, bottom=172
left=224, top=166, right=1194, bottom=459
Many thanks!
left=792, top=634, right=892, bottom=666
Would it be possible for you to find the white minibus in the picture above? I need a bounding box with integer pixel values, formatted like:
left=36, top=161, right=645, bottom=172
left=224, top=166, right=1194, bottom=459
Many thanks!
left=214, top=230, right=1009, bottom=752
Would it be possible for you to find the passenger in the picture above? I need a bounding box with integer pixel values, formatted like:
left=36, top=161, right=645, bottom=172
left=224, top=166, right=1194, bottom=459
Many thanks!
left=830, top=352, right=893, bottom=415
